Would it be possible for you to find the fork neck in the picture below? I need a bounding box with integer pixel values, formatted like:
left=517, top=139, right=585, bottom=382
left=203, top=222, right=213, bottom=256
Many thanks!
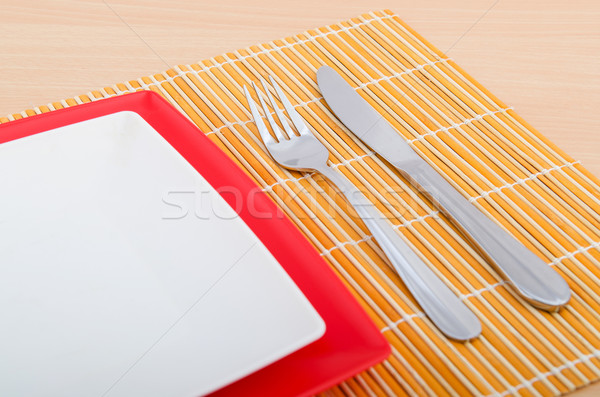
left=316, top=165, right=359, bottom=197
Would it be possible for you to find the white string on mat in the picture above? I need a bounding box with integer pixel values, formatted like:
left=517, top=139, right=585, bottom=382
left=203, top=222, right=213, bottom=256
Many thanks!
left=376, top=238, right=600, bottom=336
left=319, top=212, right=440, bottom=256
left=121, top=82, right=138, bottom=93
left=331, top=151, right=376, bottom=168
left=380, top=312, right=426, bottom=333
left=469, top=161, right=581, bottom=202
left=406, top=108, right=512, bottom=143
left=261, top=172, right=315, bottom=191
left=549, top=241, right=600, bottom=265
left=459, top=281, right=507, bottom=300
left=490, top=349, right=600, bottom=397
left=135, top=80, right=153, bottom=90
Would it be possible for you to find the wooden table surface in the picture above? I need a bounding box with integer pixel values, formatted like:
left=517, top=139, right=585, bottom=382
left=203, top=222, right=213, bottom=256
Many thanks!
left=1, top=0, right=599, bottom=395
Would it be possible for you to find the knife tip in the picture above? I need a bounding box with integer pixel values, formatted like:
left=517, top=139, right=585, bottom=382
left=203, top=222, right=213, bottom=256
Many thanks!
left=316, top=65, right=336, bottom=83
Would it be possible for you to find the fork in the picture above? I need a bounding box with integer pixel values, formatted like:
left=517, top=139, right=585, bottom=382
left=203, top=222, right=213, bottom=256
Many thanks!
left=243, top=77, right=481, bottom=341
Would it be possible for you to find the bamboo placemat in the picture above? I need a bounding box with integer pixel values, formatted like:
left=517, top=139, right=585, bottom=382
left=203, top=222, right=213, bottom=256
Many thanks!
left=4, top=9, right=600, bottom=397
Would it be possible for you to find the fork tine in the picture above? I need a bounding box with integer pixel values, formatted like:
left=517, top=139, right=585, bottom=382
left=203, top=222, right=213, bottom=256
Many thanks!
left=251, top=82, right=286, bottom=142
left=268, top=75, right=311, bottom=136
left=260, top=78, right=296, bottom=138
left=243, top=85, right=274, bottom=145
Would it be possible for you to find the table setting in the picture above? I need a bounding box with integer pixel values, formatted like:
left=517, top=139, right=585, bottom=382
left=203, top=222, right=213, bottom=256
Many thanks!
left=1, top=7, right=600, bottom=397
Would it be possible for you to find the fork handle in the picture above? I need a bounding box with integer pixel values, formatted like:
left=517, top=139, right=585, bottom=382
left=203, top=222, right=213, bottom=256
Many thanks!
left=317, top=165, right=481, bottom=341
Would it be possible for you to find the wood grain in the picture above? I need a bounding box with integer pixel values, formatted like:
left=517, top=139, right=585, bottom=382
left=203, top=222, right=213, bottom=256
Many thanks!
left=1, top=1, right=598, bottom=395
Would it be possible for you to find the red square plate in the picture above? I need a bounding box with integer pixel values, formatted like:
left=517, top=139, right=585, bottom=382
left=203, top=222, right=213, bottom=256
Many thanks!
left=0, top=91, right=390, bottom=396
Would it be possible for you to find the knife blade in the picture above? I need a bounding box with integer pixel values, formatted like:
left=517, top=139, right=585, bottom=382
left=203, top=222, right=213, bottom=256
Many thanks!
left=317, top=65, right=571, bottom=311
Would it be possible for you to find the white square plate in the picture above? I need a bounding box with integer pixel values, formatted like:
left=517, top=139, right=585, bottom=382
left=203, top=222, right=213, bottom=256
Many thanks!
left=0, top=111, right=325, bottom=397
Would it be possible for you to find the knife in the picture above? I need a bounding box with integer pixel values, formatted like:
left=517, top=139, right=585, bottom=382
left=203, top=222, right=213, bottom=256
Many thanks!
left=317, top=66, right=571, bottom=311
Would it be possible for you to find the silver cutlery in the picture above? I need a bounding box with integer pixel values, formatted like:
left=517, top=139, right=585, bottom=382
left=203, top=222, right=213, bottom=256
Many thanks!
left=316, top=66, right=571, bottom=311
left=244, top=76, right=481, bottom=341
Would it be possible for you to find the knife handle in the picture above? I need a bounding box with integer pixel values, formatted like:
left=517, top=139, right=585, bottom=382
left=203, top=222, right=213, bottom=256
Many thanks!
left=405, top=162, right=571, bottom=310
left=317, top=165, right=481, bottom=340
